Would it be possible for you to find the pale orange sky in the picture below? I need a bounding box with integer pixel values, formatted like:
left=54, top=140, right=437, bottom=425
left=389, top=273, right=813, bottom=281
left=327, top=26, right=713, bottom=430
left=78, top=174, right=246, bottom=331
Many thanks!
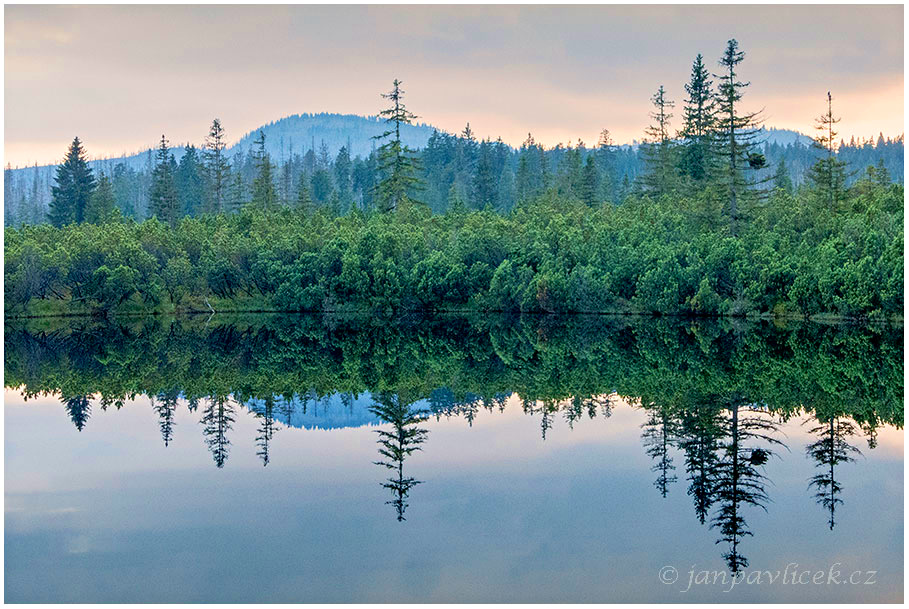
left=4, top=4, right=904, bottom=167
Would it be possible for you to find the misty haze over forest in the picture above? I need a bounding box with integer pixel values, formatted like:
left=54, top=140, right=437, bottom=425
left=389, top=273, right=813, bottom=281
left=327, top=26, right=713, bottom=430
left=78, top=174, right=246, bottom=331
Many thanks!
left=4, top=112, right=903, bottom=226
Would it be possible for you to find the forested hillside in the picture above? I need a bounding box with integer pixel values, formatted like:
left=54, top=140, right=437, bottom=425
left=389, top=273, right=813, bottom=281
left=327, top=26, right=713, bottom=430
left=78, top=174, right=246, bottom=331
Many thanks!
left=3, top=119, right=903, bottom=227
left=4, top=40, right=904, bottom=320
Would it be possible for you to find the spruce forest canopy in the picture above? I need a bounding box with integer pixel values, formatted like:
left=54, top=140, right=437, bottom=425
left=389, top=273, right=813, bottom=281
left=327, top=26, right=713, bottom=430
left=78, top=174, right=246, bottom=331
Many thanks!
left=3, top=39, right=904, bottom=319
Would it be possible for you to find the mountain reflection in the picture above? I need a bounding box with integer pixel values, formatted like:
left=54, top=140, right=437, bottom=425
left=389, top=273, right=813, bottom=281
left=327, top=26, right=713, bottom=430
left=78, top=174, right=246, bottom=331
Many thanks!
left=5, top=314, right=902, bottom=569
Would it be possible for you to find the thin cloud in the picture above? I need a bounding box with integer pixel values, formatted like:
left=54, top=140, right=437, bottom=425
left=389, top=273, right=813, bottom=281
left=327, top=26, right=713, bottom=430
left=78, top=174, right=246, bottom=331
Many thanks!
left=4, top=4, right=903, bottom=166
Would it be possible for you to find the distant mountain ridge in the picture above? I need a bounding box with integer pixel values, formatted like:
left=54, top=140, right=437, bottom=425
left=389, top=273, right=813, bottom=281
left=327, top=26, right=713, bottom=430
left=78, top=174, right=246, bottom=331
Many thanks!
left=6, top=113, right=900, bottom=226
left=8, top=113, right=818, bottom=175
left=232, top=112, right=442, bottom=161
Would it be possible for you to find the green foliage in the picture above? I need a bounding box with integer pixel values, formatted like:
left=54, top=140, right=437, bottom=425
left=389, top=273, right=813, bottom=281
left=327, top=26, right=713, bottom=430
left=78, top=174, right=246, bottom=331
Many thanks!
left=4, top=179, right=903, bottom=319
left=250, top=131, right=277, bottom=211
left=149, top=135, right=180, bottom=227
left=373, top=79, right=423, bottom=212
left=5, top=315, right=901, bottom=434
left=84, top=173, right=117, bottom=225
left=679, top=53, right=717, bottom=184
left=48, top=137, right=96, bottom=227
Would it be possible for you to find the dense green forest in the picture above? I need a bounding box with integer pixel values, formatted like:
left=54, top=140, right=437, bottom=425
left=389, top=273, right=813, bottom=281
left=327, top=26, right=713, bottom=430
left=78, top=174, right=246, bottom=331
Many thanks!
left=9, top=315, right=900, bottom=432
left=6, top=314, right=902, bottom=561
left=4, top=40, right=904, bottom=319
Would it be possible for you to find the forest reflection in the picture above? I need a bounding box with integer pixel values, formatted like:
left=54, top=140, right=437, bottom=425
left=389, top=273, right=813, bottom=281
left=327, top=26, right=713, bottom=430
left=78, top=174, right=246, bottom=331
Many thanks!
left=6, top=314, right=902, bottom=571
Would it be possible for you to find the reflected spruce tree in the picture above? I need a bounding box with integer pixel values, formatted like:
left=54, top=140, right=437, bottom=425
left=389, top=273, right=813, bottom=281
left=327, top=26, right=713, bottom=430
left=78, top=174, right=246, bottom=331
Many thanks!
left=522, top=398, right=561, bottom=440
left=485, top=393, right=510, bottom=414
left=62, top=394, right=91, bottom=431
left=677, top=404, right=724, bottom=524
left=565, top=394, right=613, bottom=429
left=805, top=416, right=861, bottom=530
left=99, top=394, right=126, bottom=411
left=200, top=394, right=236, bottom=468
left=861, top=422, right=879, bottom=450
left=252, top=395, right=277, bottom=466
left=152, top=390, right=179, bottom=447
left=709, top=402, right=783, bottom=573
left=277, top=394, right=297, bottom=425
left=429, top=388, right=496, bottom=426
left=370, top=391, right=429, bottom=521
left=641, top=404, right=678, bottom=497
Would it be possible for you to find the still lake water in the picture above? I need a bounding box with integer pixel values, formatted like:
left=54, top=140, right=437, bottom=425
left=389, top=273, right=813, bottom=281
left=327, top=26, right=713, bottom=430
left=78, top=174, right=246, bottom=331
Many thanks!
left=4, top=315, right=903, bottom=602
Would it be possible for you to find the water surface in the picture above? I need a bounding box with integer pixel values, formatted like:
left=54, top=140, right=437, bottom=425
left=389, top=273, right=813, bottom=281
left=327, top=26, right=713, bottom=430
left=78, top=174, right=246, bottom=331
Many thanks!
left=4, top=315, right=903, bottom=602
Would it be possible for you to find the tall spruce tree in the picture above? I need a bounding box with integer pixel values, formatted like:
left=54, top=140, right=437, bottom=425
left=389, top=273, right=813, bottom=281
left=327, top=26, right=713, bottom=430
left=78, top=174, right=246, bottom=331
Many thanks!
left=4, top=165, right=14, bottom=226
left=596, top=129, right=617, bottom=202
left=48, top=137, right=96, bottom=227
left=679, top=54, right=717, bottom=184
left=250, top=130, right=277, bottom=211
left=709, top=403, right=782, bottom=573
left=372, top=79, right=422, bottom=212
left=516, top=133, right=544, bottom=203
left=714, top=39, right=766, bottom=235
left=203, top=118, right=231, bottom=214
left=149, top=135, right=180, bottom=227
left=640, top=85, right=678, bottom=197
left=806, top=92, right=849, bottom=211
left=472, top=140, right=498, bottom=209
left=806, top=416, right=860, bottom=530
left=580, top=155, right=600, bottom=206
left=84, top=172, right=116, bottom=224
left=296, top=174, right=314, bottom=215
left=177, top=146, right=205, bottom=217
left=334, top=145, right=353, bottom=204
left=370, top=392, right=428, bottom=521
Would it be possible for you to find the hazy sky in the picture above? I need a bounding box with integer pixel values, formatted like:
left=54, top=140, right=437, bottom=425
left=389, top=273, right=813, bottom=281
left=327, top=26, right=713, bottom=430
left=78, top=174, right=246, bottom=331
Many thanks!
left=5, top=4, right=904, bottom=166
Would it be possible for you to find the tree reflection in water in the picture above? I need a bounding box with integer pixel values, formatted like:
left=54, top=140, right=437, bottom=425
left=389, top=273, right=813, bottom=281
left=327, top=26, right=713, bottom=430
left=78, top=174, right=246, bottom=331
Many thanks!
left=4, top=314, right=901, bottom=567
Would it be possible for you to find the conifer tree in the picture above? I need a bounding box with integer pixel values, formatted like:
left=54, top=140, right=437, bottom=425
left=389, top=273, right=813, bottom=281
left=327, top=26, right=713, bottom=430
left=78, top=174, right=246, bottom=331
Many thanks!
left=250, top=130, right=277, bottom=211
left=640, top=85, right=678, bottom=197
left=153, top=391, right=179, bottom=447
left=372, top=79, right=423, bottom=212
left=596, top=129, right=617, bottom=201
left=48, top=137, right=96, bottom=227
left=710, top=403, right=782, bottom=573
left=516, top=133, right=544, bottom=203
left=296, top=174, right=314, bottom=214
left=84, top=172, right=116, bottom=224
left=177, top=146, right=205, bottom=217
left=228, top=173, right=246, bottom=212
left=370, top=392, right=428, bottom=521
left=714, top=39, right=766, bottom=235
left=63, top=395, right=91, bottom=432
left=472, top=140, right=498, bottom=209
left=806, top=416, right=861, bottom=530
left=872, top=158, right=891, bottom=186
left=580, top=155, right=600, bottom=206
left=642, top=405, right=678, bottom=497
left=149, top=135, right=180, bottom=227
left=203, top=118, right=231, bottom=214
left=679, top=54, right=718, bottom=184
left=806, top=92, right=849, bottom=211
left=4, top=164, right=15, bottom=226
left=773, top=159, right=793, bottom=193
left=334, top=145, right=352, bottom=202
left=201, top=395, right=236, bottom=469
left=254, top=396, right=277, bottom=467
left=557, top=141, right=585, bottom=199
